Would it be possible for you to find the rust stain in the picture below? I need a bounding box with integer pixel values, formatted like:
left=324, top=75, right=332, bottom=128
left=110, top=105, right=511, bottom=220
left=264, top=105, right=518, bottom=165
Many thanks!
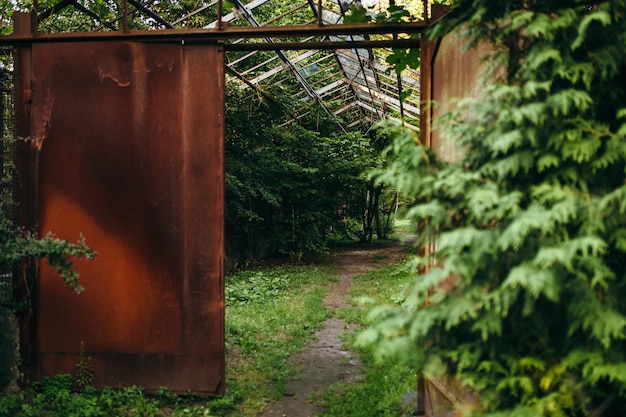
left=30, top=85, right=54, bottom=150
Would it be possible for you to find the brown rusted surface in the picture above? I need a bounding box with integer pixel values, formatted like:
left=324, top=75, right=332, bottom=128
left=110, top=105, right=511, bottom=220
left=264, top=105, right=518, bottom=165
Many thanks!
left=13, top=11, right=38, bottom=376
left=421, top=9, right=491, bottom=162
left=18, top=40, right=225, bottom=395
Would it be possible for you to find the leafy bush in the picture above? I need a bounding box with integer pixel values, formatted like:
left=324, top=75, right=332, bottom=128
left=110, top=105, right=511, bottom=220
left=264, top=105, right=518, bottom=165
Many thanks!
left=362, top=1, right=626, bottom=416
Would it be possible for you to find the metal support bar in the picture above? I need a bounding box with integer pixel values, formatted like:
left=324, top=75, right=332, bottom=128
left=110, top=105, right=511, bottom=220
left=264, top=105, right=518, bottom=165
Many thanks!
left=317, top=0, right=323, bottom=26
left=172, top=1, right=218, bottom=26
left=123, top=0, right=129, bottom=32
left=38, top=0, right=73, bottom=22
left=217, top=0, right=223, bottom=30
left=32, top=0, right=39, bottom=33
left=225, top=38, right=420, bottom=51
left=71, top=2, right=118, bottom=31
left=127, top=0, right=173, bottom=28
left=0, top=22, right=428, bottom=45
left=261, top=3, right=309, bottom=26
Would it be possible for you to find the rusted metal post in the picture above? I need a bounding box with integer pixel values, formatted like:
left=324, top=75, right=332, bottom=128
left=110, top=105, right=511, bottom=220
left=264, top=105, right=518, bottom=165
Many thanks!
left=417, top=371, right=426, bottom=415
left=123, top=0, right=129, bottom=33
left=31, top=0, right=38, bottom=34
left=13, top=10, right=37, bottom=385
left=317, top=0, right=322, bottom=26
left=217, top=0, right=223, bottom=30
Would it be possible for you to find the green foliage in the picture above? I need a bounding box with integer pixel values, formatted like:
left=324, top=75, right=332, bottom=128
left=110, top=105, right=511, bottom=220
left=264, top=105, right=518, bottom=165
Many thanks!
left=0, top=146, right=95, bottom=390
left=363, top=1, right=626, bottom=416
left=225, top=268, right=295, bottom=306
left=225, top=86, right=393, bottom=261
left=343, top=3, right=421, bottom=74
left=0, top=212, right=96, bottom=294
left=0, top=375, right=227, bottom=417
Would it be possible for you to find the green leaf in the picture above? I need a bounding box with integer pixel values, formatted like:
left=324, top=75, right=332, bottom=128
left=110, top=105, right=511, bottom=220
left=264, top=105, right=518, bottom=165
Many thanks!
left=343, top=6, right=372, bottom=24
left=572, top=10, right=611, bottom=50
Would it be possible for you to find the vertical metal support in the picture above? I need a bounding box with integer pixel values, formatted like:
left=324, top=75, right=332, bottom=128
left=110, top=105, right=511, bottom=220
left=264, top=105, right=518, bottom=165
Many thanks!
left=423, top=0, right=429, bottom=23
left=31, top=0, right=38, bottom=34
left=217, top=0, right=223, bottom=30
left=13, top=11, right=36, bottom=382
left=123, top=0, right=129, bottom=33
left=0, top=90, right=4, bottom=159
left=417, top=371, right=426, bottom=415
left=317, top=0, right=322, bottom=26
left=396, top=72, right=404, bottom=125
left=0, top=93, right=7, bottom=299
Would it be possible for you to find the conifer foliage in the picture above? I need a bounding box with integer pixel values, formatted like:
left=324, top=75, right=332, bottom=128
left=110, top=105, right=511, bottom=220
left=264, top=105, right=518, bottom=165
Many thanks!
left=363, top=1, right=626, bottom=415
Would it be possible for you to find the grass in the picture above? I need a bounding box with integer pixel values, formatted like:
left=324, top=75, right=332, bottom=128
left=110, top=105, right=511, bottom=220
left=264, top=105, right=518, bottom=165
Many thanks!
left=223, top=265, right=334, bottom=416
left=315, top=262, right=419, bottom=417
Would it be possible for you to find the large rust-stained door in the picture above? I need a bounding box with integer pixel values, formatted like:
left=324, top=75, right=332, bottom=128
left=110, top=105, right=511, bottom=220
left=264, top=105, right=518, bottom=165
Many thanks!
left=17, top=41, right=224, bottom=395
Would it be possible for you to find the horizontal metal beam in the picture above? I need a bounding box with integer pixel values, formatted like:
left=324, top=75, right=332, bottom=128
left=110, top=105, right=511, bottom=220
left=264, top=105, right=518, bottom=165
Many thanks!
left=0, top=21, right=426, bottom=45
left=224, top=38, right=420, bottom=51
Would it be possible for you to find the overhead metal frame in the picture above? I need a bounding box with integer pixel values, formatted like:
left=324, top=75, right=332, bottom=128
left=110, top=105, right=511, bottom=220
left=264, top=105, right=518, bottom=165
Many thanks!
left=0, top=0, right=427, bottom=133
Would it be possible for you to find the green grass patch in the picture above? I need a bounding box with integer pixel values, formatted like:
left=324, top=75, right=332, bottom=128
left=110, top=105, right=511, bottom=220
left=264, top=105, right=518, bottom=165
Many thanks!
left=317, top=262, right=418, bottom=417
left=224, top=265, right=334, bottom=416
left=392, top=218, right=414, bottom=234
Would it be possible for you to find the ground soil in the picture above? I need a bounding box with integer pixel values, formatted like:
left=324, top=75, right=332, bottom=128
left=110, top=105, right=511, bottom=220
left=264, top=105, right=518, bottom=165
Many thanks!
left=257, top=240, right=413, bottom=417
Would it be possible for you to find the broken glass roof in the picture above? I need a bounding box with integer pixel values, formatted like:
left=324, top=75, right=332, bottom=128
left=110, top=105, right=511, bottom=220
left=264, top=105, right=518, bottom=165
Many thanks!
left=3, top=0, right=425, bottom=133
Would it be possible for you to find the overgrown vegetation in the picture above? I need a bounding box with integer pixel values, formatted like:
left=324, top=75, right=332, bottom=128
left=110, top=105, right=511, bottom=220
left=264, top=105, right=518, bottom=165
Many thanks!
left=0, top=208, right=96, bottom=390
left=361, top=1, right=626, bottom=416
left=225, top=86, right=399, bottom=263
left=0, top=374, right=217, bottom=417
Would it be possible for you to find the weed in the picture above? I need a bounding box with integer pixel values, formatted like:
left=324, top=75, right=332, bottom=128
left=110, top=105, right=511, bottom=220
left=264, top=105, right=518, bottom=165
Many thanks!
left=74, top=341, right=94, bottom=389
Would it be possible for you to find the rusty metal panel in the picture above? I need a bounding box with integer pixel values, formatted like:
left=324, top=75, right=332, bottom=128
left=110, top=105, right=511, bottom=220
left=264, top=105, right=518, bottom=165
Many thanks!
left=20, top=41, right=224, bottom=395
left=422, top=29, right=491, bottom=162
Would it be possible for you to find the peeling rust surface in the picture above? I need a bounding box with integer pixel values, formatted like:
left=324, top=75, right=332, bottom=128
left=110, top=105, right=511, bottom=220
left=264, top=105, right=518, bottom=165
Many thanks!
left=20, top=41, right=225, bottom=395
left=421, top=30, right=492, bottom=162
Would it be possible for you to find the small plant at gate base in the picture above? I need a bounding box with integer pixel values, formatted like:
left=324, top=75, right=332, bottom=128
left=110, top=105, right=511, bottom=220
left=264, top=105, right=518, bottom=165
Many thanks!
left=74, top=341, right=94, bottom=389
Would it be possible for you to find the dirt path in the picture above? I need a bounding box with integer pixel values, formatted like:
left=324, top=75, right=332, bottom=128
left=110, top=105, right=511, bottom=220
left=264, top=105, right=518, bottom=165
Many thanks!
left=257, top=241, right=411, bottom=417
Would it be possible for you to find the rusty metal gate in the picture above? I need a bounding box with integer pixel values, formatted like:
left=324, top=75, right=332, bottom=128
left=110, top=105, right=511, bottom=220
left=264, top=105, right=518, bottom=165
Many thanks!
left=2, top=1, right=432, bottom=398
left=14, top=36, right=225, bottom=394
